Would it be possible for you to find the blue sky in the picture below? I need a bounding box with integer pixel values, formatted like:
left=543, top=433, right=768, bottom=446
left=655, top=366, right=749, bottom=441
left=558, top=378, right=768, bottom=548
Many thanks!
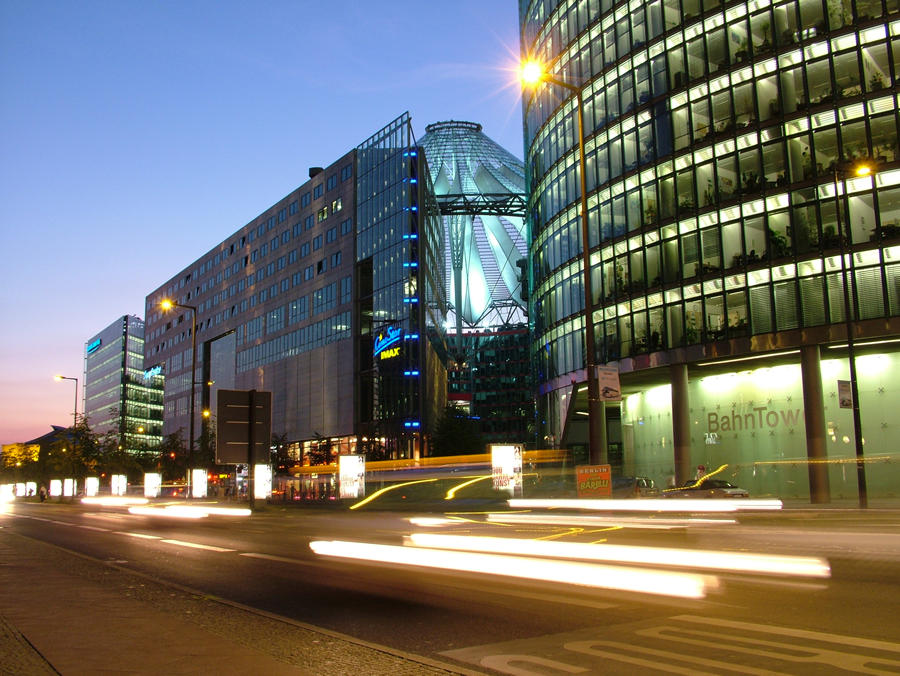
left=0, top=1, right=525, bottom=444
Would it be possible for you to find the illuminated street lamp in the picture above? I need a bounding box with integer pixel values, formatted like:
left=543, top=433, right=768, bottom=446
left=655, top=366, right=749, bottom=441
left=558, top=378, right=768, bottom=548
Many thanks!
left=832, top=160, right=875, bottom=508
left=54, top=375, right=78, bottom=427
left=521, top=59, right=606, bottom=464
left=161, top=298, right=198, bottom=496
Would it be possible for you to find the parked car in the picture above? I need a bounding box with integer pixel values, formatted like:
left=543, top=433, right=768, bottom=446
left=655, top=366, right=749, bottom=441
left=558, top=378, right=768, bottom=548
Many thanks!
left=612, top=476, right=659, bottom=498
left=664, top=478, right=749, bottom=498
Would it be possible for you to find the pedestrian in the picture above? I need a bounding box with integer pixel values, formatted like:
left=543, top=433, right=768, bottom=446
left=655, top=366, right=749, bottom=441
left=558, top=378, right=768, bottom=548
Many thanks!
left=695, top=465, right=706, bottom=480
left=38, top=485, right=47, bottom=502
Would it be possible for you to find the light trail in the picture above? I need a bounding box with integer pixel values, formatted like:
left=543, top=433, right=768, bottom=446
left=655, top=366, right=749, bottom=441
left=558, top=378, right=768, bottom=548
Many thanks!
left=508, top=498, right=783, bottom=512
left=348, top=478, right=439, bottom=510
left=488, top=513, right=735, bottom=529
left=81, top=496, right=149, bottom=506
left=309, top=539, right=715, bottom=599
left=406, top=534, right=831, bottom=578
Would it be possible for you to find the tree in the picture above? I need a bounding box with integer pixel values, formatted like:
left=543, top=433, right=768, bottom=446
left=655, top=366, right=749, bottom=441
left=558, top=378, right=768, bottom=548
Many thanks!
left=271, top=433, right=294, bottom=474
left=306, top=435, right=333, bottom=466
left=156, top=430, right=187, bottom=481
left=430, top=406, right=485, bottom=457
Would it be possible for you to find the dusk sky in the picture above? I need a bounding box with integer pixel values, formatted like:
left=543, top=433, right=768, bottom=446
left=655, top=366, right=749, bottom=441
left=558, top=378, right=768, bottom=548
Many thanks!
left=0, top=1, right=526, bottom=444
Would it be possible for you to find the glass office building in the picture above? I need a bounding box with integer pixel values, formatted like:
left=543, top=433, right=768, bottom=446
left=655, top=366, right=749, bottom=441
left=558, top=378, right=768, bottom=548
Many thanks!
left=84, top=315, right=164, bottom=454
left=520, top=0, right=900, bottom=499
left=145, top=114, right=447, bottom=464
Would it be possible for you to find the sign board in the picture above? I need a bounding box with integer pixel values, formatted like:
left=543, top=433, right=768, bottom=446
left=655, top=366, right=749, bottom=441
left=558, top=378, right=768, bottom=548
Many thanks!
left=576, top=464, right=612, bottom=498
left=339, top=455, right=366, bottom=499
left=838, top=380, right=852, bottom=409
left=491, top=444, right=523, bottom=496
left=596, top=366, right=622, bottom=401
left=216, top=389, right=272, bottom=464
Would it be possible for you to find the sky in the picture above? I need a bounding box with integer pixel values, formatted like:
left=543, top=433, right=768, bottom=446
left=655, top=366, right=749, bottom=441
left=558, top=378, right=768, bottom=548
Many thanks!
left=0, top=1, right=526, bottom=445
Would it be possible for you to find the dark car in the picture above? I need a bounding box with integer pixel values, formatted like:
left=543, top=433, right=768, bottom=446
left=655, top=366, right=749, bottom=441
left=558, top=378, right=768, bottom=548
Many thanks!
left=612, top=476, right=659, bottom=498
left=664, top=478, right=749, bottom=498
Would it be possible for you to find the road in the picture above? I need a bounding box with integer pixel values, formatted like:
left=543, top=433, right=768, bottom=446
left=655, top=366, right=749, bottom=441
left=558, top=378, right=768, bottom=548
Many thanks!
left=3, top=499, right=900, bottom=674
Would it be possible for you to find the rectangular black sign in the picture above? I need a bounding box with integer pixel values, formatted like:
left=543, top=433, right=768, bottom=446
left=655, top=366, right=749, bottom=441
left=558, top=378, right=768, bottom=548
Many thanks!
left=216, top=389, right=272, bottom=464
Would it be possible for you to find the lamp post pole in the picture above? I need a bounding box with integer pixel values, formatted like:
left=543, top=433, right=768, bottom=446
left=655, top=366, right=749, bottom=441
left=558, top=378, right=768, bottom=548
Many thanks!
left=161, top=300, right=198, bottom=497
left=523, top=65, right=605, bottom=465
left=54, top=375, right=78, bottom=427
left=833, top=164, right=870, bottom=508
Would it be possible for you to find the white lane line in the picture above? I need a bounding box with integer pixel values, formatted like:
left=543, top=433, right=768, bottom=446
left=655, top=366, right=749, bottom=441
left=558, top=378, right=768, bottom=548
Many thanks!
left=117, top=532, right=160, bottom=539
left=160, top=539, right=235, bottom=552
left=75, top=525, right=110, bottom=532
left=240, top=552, right=303, bottom=564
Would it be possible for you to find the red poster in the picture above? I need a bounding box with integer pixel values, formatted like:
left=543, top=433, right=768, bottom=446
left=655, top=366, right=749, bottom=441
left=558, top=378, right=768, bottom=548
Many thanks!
left=576, top=464, right=612, bottom=498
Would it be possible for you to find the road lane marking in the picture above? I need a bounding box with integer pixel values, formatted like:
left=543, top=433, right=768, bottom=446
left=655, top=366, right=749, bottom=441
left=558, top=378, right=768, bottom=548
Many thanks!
left=480, top=654, right=589, bottom=675
left=673, top=615, right=900, bottom=652
left=117, top=532, right=159, bottom=539
left=75, top=525, right=110, bottom=532
left=636, top=623, right=900, bottom=673
left=241, top=552, right=307, bottom=564
left=564, top=639, right=787, bottom=675
left=160, top=539, right=234, bottom=552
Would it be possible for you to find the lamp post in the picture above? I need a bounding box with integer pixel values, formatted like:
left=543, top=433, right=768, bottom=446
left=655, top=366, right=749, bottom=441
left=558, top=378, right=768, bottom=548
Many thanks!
left=161, top=299, right=198, bottom=496
left=832, top=161, right=873, bottom=509
left=521, top=60, right=606, bottom=465
left=54, top=375, right=78, bottom=427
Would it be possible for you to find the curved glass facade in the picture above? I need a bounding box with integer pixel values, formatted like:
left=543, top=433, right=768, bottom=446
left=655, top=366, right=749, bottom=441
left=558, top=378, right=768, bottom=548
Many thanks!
left=419, top=121, right=528, bottom=329
left=521, top=0, right=900, bottom=494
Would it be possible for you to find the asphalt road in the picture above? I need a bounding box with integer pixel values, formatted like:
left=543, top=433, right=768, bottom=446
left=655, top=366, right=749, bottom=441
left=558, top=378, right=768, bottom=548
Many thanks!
left=4, top=500, right=900, bottom=674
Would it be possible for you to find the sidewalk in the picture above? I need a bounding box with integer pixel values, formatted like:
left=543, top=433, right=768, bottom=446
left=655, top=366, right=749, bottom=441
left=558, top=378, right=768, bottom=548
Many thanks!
left=0, top=531, right=474, bottom=676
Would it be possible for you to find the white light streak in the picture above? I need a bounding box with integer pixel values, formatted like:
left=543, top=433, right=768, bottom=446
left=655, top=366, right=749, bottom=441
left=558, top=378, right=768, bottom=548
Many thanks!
left=128, top=505, right=208, bottom=519
left=408, top=517, right=459, bottom=527
left=508, top=498, right=783, bottom=512
left=407, top=534, right=830, bottom=578
left=487, top=513, right=735, bottom=529
left=309, top=540, right=714, bottom=599
left=82, top=496, right=149, bottom=507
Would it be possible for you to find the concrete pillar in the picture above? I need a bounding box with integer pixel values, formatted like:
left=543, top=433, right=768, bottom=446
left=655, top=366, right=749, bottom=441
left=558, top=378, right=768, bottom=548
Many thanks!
left=671, top=363, right=692, bottom=486
left=801, top=345, right=830, bottom=503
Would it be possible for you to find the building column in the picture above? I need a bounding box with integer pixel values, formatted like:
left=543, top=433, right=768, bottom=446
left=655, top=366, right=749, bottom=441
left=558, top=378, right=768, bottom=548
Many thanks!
left=801, top=345, right=830, bottom=503
left=671, top=363, right=691, bottom=486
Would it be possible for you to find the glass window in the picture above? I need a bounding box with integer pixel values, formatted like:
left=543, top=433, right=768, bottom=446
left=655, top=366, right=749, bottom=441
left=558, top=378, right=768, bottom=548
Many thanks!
left=726, top=289, right=749, bottom=335
left=768, top=210, right=793, bottom=259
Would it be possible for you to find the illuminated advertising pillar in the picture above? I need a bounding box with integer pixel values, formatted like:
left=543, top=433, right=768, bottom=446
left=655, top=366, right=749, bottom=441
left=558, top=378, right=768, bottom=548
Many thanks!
left=191, top=469, right=208, bottom=498
left=491, top=444, right=524, bottom=497
left=85, top=477, right=100, bottom=497
left=144, top=472, right=161, bottom=498
left=110, top=474, right=127, bottom=496
left=253, top=465, right=272, bottom=499
left=339, top=455, right=366, bottom=499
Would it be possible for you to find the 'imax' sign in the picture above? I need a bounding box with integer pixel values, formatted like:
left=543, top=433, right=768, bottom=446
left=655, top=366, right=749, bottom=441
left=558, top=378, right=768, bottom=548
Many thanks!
left=374, top=326, right=402, bottom=359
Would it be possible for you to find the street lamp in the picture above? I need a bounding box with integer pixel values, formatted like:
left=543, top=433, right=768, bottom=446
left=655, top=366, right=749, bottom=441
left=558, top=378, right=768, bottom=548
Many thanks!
left=832, top=160, right=874, bottom=509
left=521, top=59, right=606, bottom=465
left=161, top=298, right=198, bottom=495
left=53, top=375, right=78, bottom=427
